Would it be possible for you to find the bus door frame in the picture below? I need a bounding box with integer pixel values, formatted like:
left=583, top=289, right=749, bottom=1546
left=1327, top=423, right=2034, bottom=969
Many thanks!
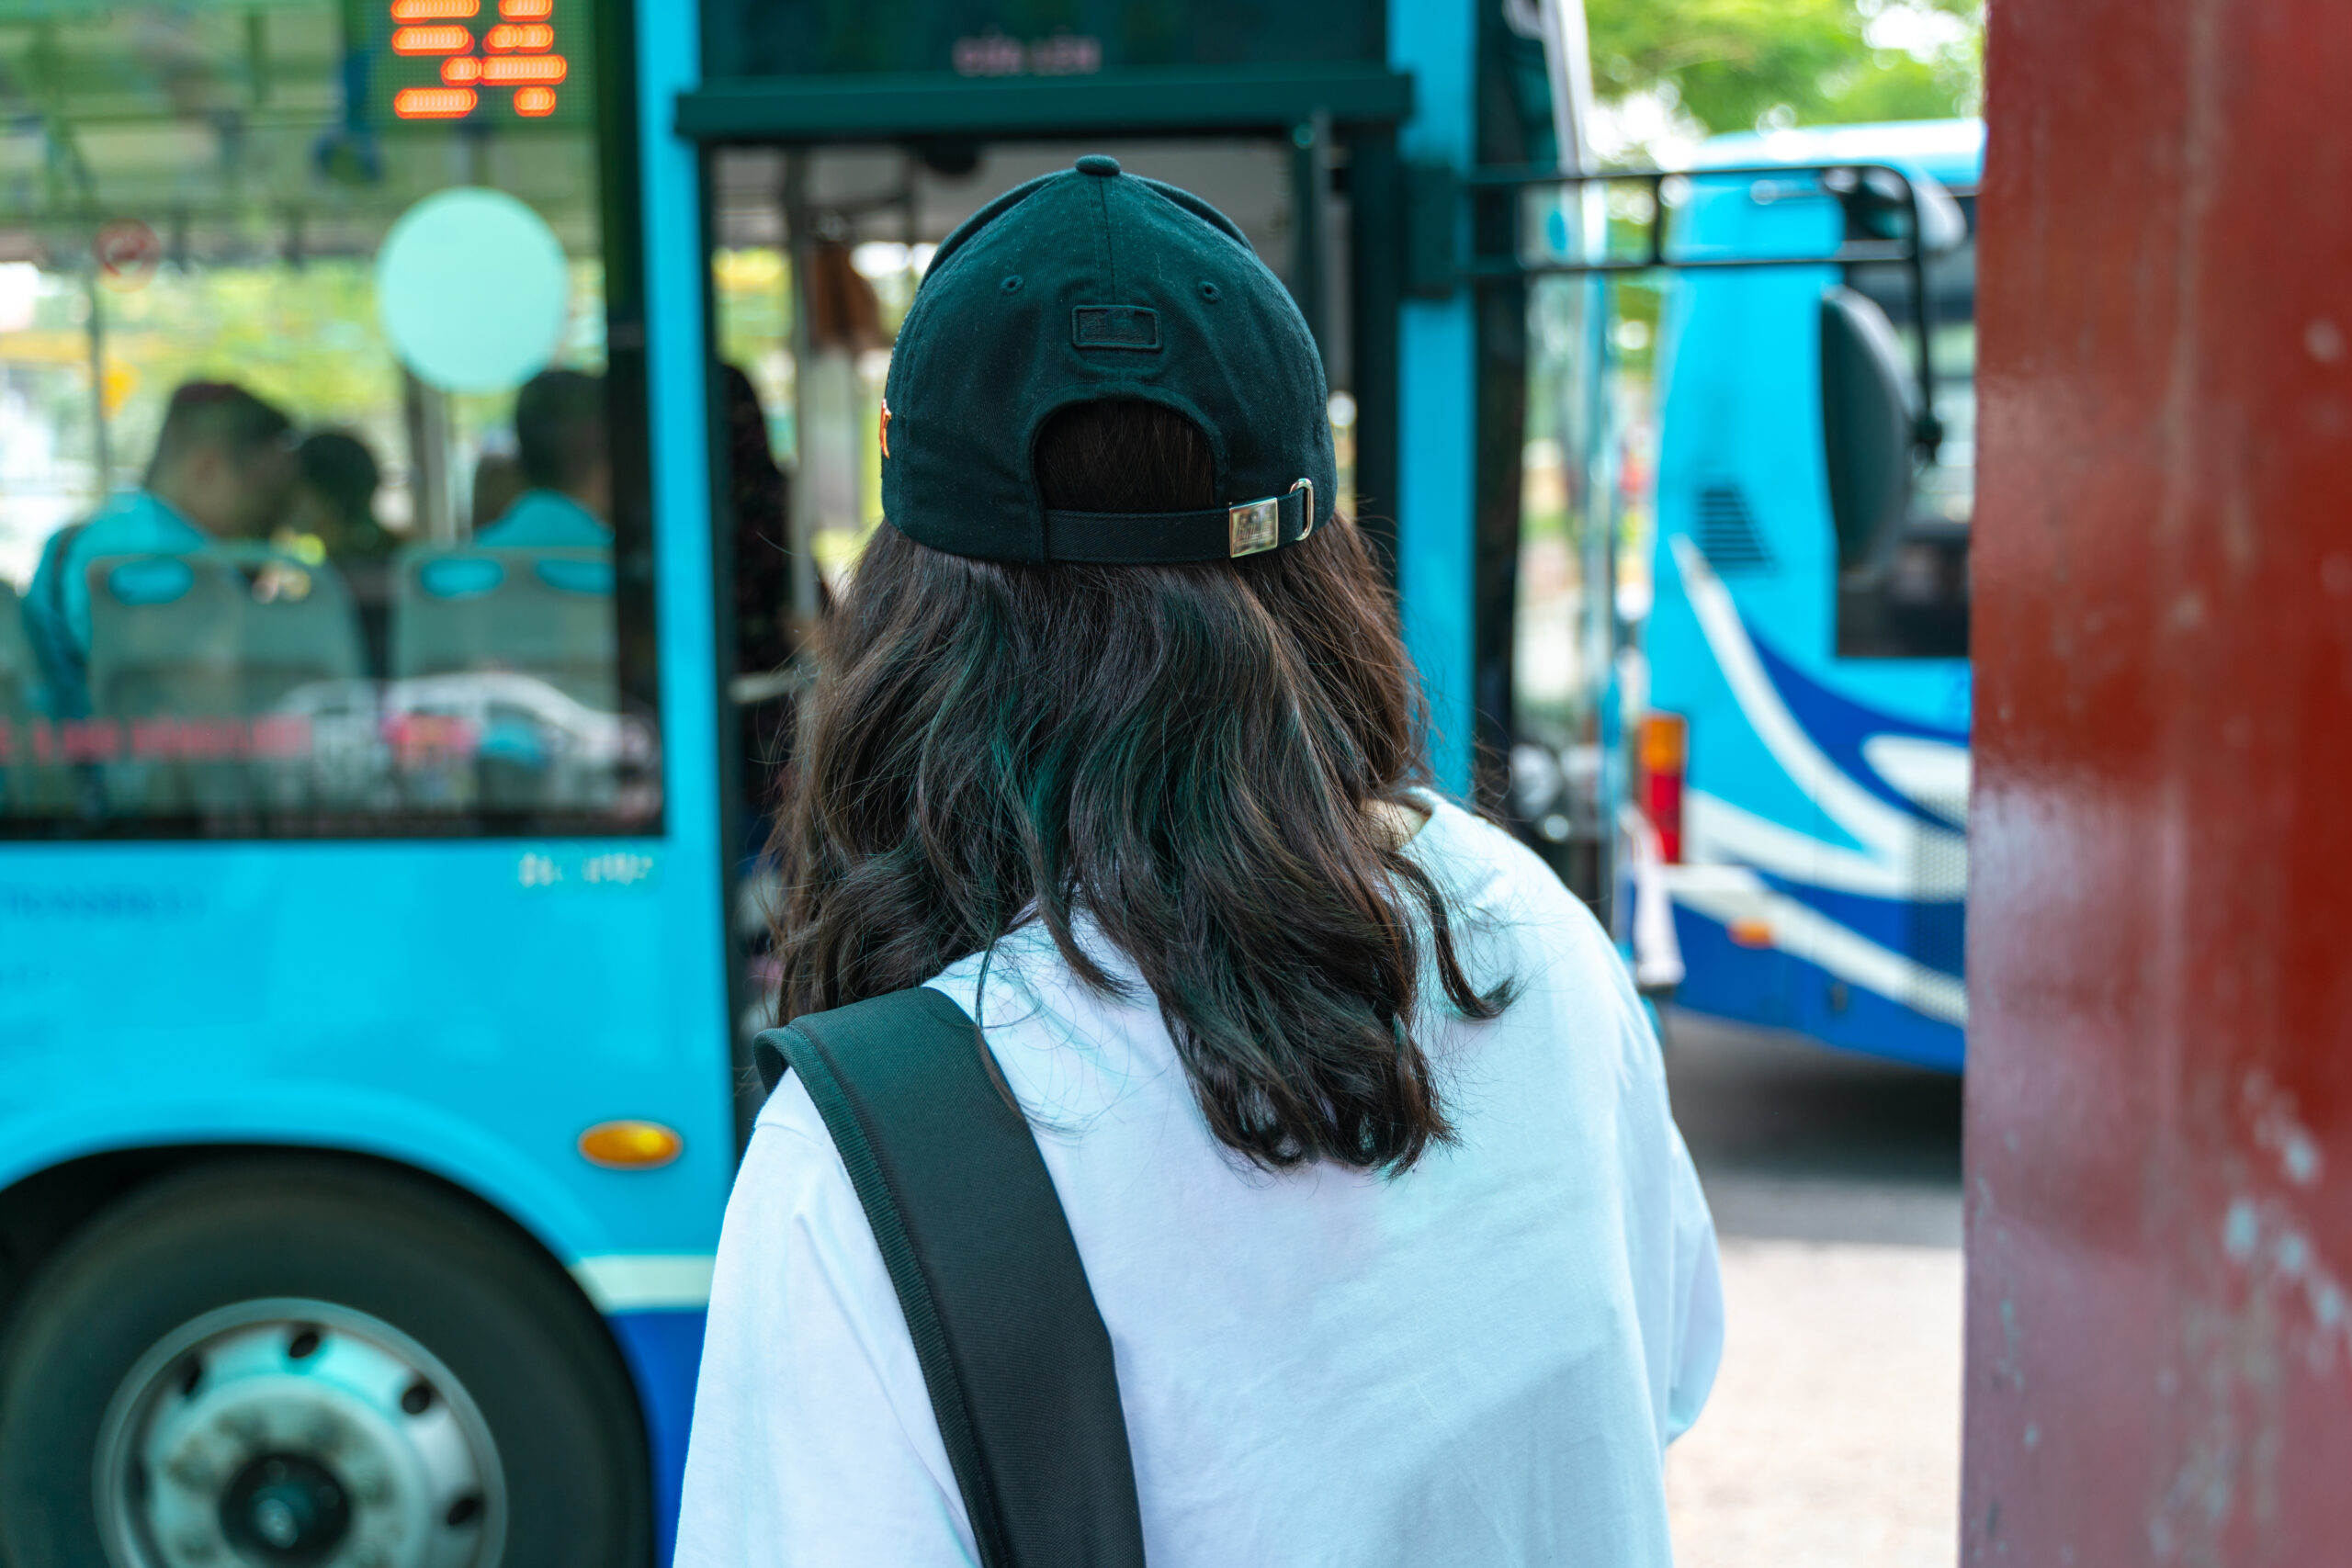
left=673, top=69, right=1418, bottom=1146
left=675, top=67, right=1419, bottom=547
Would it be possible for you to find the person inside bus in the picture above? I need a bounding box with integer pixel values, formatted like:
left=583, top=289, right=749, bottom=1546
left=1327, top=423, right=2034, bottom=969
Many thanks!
left=280, top=429, right=397, bottom=673
left=474, top=369, right=610, bottom=547
left=678, top=159, right=1721, bottom=1567
left=281, top=429, right=395, bottom=566
left=22, top=379, right=296, bottom=713
left=718, top=362, right=807, bottom=819
left=468, top=446, right=527, bottom=536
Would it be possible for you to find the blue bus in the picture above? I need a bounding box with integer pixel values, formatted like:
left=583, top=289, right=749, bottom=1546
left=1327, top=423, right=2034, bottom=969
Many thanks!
left=1640, top=119, right=1981, bottom=1070
left=0, top=2, right=1544, bottom=1562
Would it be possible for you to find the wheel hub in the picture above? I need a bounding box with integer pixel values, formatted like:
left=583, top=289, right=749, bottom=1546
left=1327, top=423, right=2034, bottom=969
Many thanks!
left=220, top=1453, right=351, bottom=1562
left=96, top=1300, right=504, bottom=1568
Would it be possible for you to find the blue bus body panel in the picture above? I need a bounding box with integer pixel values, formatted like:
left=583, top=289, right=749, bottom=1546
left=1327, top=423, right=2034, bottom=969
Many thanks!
left=1650, top=121, right=1981, bottom=1070
left=1393, top=0, right=1478, bottom=796
left=0, top=836, right=731, bottom=1559
left=628, top=0, right=718, bottom=1550
left=608, top=1308, right=711, bottom=1551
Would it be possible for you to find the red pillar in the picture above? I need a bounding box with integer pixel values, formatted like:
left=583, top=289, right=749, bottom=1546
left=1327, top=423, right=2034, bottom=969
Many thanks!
left=1967, top=0, right=2352, bottom=1560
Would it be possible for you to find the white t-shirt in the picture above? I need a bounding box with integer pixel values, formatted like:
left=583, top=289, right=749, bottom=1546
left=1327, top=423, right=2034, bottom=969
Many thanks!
left=677, top=797, right=1722, bottom=1567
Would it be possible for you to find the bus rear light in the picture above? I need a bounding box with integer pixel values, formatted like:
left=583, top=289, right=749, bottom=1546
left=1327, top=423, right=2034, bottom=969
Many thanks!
left=1728, top=918, right=1775, bottom=948
left=1641, top=712, right=1688, bottom=864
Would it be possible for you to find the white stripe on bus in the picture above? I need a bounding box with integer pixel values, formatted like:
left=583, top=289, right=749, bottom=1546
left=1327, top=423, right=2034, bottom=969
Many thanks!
left=571, top=1254, right=717, bottom=1313
left=1667, top=865, right=1968, bottom=1025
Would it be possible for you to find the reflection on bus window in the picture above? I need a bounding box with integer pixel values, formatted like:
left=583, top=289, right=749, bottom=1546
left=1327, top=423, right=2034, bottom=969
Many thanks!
left=1510, top=274, right=1612, bottom=892
left=1838, top=193, right=1977, bottom=659
left=476, top=371, right=613, bottom=547
left=0, top=1, right=654, bottom=835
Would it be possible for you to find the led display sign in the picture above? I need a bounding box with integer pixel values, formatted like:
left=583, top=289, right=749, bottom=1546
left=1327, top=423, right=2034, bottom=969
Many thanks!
left=378, top=0, right=586, bottom=126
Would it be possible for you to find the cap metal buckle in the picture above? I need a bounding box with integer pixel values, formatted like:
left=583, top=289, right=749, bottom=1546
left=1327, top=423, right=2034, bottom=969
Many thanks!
left=1227, top=495, right=1282, bottom=557
left=1227, top=478, right=1317, bottom=558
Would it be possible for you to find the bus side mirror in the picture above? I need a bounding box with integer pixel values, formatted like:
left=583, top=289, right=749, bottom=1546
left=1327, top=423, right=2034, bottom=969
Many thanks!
left=1819, top=286, right=1918, bottom=569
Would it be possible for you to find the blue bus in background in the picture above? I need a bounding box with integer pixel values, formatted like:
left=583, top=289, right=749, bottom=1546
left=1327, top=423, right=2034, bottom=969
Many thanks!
left=0, top=2, right=1535, bottom=1563
left=1641, top=120, right=1981, bottom=1070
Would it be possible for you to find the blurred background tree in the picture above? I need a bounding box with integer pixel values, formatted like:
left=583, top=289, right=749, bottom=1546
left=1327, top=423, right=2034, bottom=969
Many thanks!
left=1586, top=0, right=1983, bottom=140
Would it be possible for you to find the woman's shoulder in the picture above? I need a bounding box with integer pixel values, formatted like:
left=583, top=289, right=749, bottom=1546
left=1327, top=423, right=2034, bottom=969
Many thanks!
left=910, top=798, right=1622, bottom=1005
left=1410, top=796, right=1606, bottom=931
left=1408, top=795, right=1645, bottom=1030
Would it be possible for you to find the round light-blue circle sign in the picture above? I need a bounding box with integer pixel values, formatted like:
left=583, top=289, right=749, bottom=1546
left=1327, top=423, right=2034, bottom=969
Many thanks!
left=375, top=188, right=570, bottom=393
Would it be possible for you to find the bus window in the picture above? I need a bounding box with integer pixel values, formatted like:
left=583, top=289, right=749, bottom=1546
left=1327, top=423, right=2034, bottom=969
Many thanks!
left=1836, top=193, right=1976, bottom=659
left=1510, top=268, right=1623, bottom=903
left=0, top=1, right=655, bottom=835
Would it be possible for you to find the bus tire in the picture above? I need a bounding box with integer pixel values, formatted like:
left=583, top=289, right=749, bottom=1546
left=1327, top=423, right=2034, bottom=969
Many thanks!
left=0, top=1158, right=650, bottom=1568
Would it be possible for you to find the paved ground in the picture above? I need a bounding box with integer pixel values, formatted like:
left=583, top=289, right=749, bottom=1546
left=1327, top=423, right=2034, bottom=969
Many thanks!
left=1658, top=1010, right=1965, bottom=1568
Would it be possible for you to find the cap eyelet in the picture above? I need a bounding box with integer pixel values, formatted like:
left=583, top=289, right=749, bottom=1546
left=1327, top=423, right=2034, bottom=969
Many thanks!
left=1001, top=275, right=1024, bottom=294
left=1198, top=281, right=1221, bottom=301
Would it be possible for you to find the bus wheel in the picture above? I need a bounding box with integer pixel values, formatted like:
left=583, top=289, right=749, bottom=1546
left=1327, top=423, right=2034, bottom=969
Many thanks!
left=0, top=1160, right=649, bottom=1568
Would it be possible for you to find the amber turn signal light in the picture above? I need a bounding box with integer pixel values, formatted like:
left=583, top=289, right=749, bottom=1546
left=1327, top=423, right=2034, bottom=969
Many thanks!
left=578, top=1120, right=684, bottom=1170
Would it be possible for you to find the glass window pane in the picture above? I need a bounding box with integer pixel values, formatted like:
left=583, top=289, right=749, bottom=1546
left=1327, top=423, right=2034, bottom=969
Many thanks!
left=1510, top=269, right=1623, bottom=901
left=1838, top=192, right=1976, bottom=658
left=0, top=0, right=655, bottom=835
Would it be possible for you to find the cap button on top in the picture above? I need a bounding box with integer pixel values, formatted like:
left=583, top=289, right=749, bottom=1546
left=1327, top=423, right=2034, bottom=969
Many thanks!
left=1075, top=154, right=1121, bottom=177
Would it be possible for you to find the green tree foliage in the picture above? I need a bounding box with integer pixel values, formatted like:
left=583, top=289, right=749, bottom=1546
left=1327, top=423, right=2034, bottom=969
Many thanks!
left=1586, top=0, right=1983, bottom=135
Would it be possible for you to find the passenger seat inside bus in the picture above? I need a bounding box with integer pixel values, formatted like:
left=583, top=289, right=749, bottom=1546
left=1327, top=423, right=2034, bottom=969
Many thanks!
left=84, top=549, right=367, bottom=813
left=0, top=579, right=71, bottom=814
left=390, top=544, right=619, bottom=812
left=0, top=578, right=35, bottom=717
left=392, top=545, right=617, bottom=712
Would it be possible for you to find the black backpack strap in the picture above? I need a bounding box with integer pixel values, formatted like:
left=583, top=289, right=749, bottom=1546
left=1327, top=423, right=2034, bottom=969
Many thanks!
left=752, top=987, right=1148, bottom=1568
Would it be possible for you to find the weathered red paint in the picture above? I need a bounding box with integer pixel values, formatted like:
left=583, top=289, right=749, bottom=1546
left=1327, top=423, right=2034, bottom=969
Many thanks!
left=1967, top=0, right=2352, bottom=1561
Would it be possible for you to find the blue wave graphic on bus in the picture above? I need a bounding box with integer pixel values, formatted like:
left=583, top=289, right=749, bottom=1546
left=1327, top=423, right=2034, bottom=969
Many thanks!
left=1744, top=638, right=1967, bottom=829
left=1758, top=875, right=1966, bottom=981
left=1661, top=538, right=1968, bottom=1039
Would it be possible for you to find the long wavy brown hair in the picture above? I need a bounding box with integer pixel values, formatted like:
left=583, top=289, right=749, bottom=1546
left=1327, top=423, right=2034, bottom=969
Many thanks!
left=771, top=400, right=1509, bottom=1173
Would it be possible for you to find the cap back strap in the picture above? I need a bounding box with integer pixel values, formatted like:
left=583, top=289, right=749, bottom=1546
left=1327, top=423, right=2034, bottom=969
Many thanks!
left=1041, top=479, right=1315, bottom=565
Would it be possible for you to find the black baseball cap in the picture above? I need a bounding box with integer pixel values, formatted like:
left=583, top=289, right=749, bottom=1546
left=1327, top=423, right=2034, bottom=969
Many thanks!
left=879, top=154, right=1335, bottom=565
